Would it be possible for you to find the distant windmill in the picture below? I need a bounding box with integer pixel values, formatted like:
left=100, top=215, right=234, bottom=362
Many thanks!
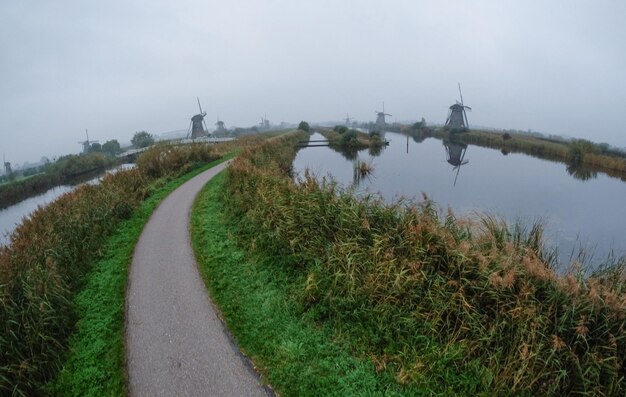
left=374, top=102, right=391, bottom=129
left=345, top=113, right=351, bottom=125
left=187, top=97, right=209, bottom=139
left=444, top=140, right=469, bottom=186
left=215, top=113, right=226, bottom=134
left=3, top=153, right=11, bottom=176
left=259, top=115, right=270, bottom=130
left=445, top=83, right=471, bottom=130
left=78, top=129, right=99, bottom=153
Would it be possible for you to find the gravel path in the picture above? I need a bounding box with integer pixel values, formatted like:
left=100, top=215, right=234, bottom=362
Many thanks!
left=126, top=162, right=270, bottom=397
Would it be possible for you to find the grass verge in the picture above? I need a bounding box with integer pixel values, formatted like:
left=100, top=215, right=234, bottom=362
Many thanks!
left=49, top=156, right=232, bottom=396
left=191, top=172, right=448, bottom=396
left=201, top=133, right=626, bottom=395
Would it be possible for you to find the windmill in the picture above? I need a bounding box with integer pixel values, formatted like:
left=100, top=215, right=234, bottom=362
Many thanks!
left=374, top=102, right=391, bottom=129
left=3, top=153, right=11, bottom=176
left=215, top=113, right=226, bottom=134
left=444, top=140, right=469, bottom=186
left=187, top=97, right=209, bottom=139
left=345, top=113, right=351, bottom=125
left=78, top=129, right=99, bottom=153
left=259, top=115, right=270, bottom=130
left=445, top=83, right=471, bottom=130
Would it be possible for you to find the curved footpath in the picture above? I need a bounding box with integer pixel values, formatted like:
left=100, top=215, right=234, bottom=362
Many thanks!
left=126, top=162, right=270, bottom=396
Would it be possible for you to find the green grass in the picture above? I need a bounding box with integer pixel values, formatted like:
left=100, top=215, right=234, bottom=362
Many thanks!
left=191, top=172, right=465, bottom=396
left=206, top=134, right=626, bottom=396
left=49, top=157, right=233, bottom=396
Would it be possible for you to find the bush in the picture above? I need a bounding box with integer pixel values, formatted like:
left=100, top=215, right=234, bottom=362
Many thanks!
left=333, top=125, right=348, bottom=134
left=340, top=130, right=359, bottom=148
left=131, top=131, right=155, bottom=148
left=136, top=142, right=221, bottom=178
left=298, top=121, right=310, bottom=132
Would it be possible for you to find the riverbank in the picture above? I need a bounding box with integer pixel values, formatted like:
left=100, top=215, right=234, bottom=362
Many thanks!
left=0, top=137, right=265, bottom=395
left=0, top=152, right=120, bottom=210
left=433, top=128, right=626, bottom=181
left=192, top=132, right=626, bottom=395
left=318, top=127, right=386, bottom=155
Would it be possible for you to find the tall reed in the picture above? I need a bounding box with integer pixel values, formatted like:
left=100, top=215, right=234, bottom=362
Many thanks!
left=438, top=129, right=626, bottom=181
left=222, top=133, right=626, bottom=395
left=0, top=142, right=225, bottom=395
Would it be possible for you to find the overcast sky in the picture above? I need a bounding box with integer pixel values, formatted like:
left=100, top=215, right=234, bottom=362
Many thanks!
left=1, top=0, right=625, bottom=165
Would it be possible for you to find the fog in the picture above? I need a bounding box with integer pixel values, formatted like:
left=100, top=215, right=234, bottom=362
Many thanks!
left=1, top=0, right=625, bottom=165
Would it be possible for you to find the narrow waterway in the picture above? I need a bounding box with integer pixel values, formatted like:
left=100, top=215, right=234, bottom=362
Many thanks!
left=0, top=164, right=135, bottom=246
left=293, top=132, right=626, bottom=268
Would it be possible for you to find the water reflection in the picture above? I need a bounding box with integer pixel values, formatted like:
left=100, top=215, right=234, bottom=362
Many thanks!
left=443, top=139, right=469, bottom=186
left=292, top=132, right=626, bottom=267
left=566, top=163, right=598, bottom=181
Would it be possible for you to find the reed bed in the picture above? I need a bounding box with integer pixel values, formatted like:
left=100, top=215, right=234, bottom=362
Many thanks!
left=222, top=134, right=626, bottom=395
left=0, top=141, right=230, bottom=395
left=0, top=153, right=118, bottom=210
left=440, top=129, right=626, bottom=181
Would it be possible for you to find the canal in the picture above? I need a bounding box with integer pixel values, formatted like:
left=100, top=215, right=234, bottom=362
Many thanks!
left=293, top=132, right=626, bottom=268
left=0, top=164, right=135, bottom=246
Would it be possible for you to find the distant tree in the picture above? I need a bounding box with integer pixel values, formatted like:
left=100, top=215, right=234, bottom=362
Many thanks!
left=333, top=125, right=348, bottom=134
left=131, top=131, right=155, bottom=148
left=89, top=142, right=102, bottom=152
left=102, top=139, right=122, bottom=156
left=298, top=121, right=310, bottom=132
left=340, top=129, right=359, bottom=148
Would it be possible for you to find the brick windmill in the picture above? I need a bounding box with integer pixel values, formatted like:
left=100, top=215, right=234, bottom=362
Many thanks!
left=187, top=97, right=209, bottom=139
left=445, top=83, right=471, bottom=130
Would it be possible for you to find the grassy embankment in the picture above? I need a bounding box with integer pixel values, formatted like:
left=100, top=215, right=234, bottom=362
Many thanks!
left=435, top=129, right=626, bottom=181
left=192, top=133, right=626, bottom=395
left=0, top=152, right=119, bottom=210
left=318, top=126, right=386, bottom=154
left=0, top=137, right=264, bottom=396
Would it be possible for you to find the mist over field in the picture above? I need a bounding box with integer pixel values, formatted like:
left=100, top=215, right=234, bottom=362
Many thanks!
left=1, top=0, right=625, bottom=165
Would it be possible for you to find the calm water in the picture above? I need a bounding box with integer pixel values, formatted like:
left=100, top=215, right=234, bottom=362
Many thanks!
left=0, top=164, right=135, bottom=246
left=293, top=132, right=626, bottom=268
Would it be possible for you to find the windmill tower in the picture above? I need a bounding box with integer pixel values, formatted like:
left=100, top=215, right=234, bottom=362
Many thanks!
left=445, top=83, right=471, bottom=130
left=345, top=113, right=351, bottom=126
left=444, top=140, right=469, bottom=186
left=215, top=113, right=226, bottom=134
left=374, top=102, right=391, bottom=130
left=78, top=129, right=99, bottom=153
left=187, top=97, right=209, bottom=139
left=259, top=115, right=270, bottom=130
left=3, top=153, right=11, bottom=176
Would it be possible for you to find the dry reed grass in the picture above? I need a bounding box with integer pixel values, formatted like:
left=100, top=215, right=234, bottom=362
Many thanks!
left=222, top=132, right=626, bottom=395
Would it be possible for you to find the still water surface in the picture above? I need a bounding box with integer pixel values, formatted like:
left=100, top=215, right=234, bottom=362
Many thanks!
left=293, top=132, right=626, bottom=268
left=0, top=164, right=135, bottom=246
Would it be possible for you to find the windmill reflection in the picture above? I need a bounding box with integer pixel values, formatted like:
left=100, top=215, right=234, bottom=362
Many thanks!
left=444, top=140, right=469, bottom=186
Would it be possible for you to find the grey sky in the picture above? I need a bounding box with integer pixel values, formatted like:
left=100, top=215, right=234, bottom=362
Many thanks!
left=1, top=0, right=625, bottom=165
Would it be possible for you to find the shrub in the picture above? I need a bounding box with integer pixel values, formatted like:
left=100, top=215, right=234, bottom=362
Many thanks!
left=298, top=121, right=310, bottom=133
left=131, top=131, right=155, bottom=148
left=333, top=125, right=348, bottom=134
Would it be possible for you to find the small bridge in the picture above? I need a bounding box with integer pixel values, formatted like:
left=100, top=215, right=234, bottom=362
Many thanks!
left=297, top=139, right=331, bottom=148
